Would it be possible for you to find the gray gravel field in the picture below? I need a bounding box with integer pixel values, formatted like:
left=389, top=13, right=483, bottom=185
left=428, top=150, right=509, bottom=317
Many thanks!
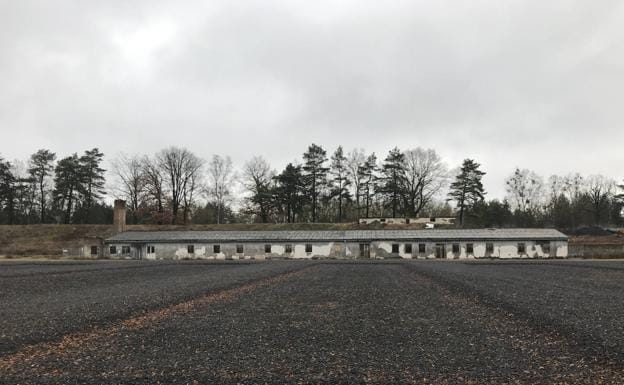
left=413, top=260, right=624, bottom=362
left=1, top=260, right=624, bottom=384
left=0, top=260, right=311, bottom=355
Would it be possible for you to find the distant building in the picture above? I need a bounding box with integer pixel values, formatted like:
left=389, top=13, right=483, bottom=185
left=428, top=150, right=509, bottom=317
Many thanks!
left=99, top=201, right=567, bottom=260
left=103, top=228, right=568, bottom=260
left=358, top=217, right=456, bottom=226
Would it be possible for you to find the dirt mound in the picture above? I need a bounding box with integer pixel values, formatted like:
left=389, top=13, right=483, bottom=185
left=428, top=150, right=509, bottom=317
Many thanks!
left=566, top=226, right=614, bottom=236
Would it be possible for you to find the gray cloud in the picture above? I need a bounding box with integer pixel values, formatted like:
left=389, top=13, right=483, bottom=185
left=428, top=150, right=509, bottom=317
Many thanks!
left=1, top=0, right=623, bottom=199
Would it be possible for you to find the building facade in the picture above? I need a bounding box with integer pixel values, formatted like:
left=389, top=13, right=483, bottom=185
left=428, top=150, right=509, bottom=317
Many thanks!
left=358, top=217, right=456, bottom=225
left=103, top=229, right=568, bottom=260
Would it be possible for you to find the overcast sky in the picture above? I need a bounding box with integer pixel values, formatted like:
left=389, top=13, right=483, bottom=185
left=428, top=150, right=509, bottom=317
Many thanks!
left=1, top=0, right=623, bottom=199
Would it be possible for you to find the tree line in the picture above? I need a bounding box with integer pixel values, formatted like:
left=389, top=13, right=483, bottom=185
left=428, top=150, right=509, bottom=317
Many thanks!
left=0, top=145, right=622, bottom=228
left=0, top=149, right=108, bottom=224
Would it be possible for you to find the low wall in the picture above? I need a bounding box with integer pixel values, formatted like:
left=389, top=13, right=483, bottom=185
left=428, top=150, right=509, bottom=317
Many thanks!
left=568, top=244, right=624, bottom=258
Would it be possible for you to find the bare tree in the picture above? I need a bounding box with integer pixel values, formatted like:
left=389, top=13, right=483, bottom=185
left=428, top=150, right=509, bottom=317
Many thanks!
left=142, top=155, right=166, bottom=223
left=562, top=173, right=584, bottom=201
left=547, top=175, right=566, bottom=202
left=505, top=168, right=545, bottom=213
left=585, top=174, right=616, bottom=225
left=156, top=147, right=203, bottom=224
left=402, top=148, right=448, bottom=217
left=111, top=153, right=147, bottom=224
left=207, top=154, right=234, bottom=224
left=182, top=167, right=203, bottom=224
left=241, top=156, right=274, bottom=223
left=346, top=148, right=366, bottom=219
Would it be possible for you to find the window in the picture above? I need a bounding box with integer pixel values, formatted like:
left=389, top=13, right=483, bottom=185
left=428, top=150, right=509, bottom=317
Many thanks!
left=147, top=245, right=155, bottom=254
left=265, top=244, right=271, bottom=253
left=517, top=243, right=526, bottom=254
left=109, top=246, right=117, bottom=255
left=392, top=244, right=399, bottom=253
left=285, top=244, right=293, bottom=253
left=122, top=246, right=131, bottom=254
left=213, top=245, right=220, bottom=253
left=380, top=218, right=386, bottom=222
left=538, top=241, right=551, bottom=253
left=404, top=244, right=412, bottom=253
left=236, top=244, right=244, bottom=253
left=188, top=245, right=195, bottom=254
left=430, top=217, right=437, bottom=222
left=486, top=243, right=494, bottom=253
left=452, top=243, right=460, bottom=254
left=305, top=244, right=312, bottom=253
left=90, top=246, right=98, bottom=256
left=418, top=243, right=426, bottom=253
left=466, top=243, right=474, bottom=254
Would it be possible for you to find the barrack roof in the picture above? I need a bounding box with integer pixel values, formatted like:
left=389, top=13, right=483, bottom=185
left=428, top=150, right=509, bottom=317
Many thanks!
left=105, top=228, right=567, bottom=243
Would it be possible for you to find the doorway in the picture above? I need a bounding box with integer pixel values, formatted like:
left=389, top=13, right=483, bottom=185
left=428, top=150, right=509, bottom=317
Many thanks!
left=359, top=243, right=370, bottom=259
left=435, top=243, right=445, bottom=259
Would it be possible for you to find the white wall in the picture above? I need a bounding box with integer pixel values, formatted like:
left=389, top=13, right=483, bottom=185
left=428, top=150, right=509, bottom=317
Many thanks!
left=104, top=239, right=568, bottom=260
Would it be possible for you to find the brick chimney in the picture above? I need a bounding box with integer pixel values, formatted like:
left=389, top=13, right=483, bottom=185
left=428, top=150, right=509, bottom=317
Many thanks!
left=113, top=200, right=127, bottom=233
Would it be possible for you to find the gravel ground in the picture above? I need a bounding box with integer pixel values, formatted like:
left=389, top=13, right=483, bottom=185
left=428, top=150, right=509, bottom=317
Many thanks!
left=412, top=260, right=624, bottom=363
left=1, top=260, right=624, bottom=384
left=0, top=260, right=311, bottom=355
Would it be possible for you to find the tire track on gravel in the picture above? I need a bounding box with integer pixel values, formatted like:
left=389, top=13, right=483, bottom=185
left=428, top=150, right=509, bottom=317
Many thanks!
left=0, top=263, right=317, bottom=376
left=401, top=263, right=624, bottom=380
left=0, top=261, right=259, bottom=279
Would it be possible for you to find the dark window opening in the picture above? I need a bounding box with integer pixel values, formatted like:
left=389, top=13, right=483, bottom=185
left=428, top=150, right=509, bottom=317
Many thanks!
left=418, top=243, right=426, bottom=253
left=404, top=244, right=412, bottom=253
left=147, top=245, right=155, bottom=254
left=538, top=241, right=551, bottom=253
left=466, top=243, right=474, bottom=254
left=359, top=244, right=370, bottom=258
left=285, top=244, right=293, bottom=253
left=452, top=243, right=460, bottom=254
left=90, top=246, right=98, bottom=256
left=188, top=245, right=194, bottom=254
left=380, top=218, right=386, bottom=222
left=486, top=243, right=494, bottom=253
left=430, top=217, right=436, bottom=222
left=518, top=243, right=526, bottom=254
left=236, top=244, right=244, bottom=253
left=265, top=244, right=271, bottom=253
left=109, top=246, right=117, bottom=254
left=213, top=244, right=220, bottom=253
left=392, top=244, right=399, bottom=253
left=305, top=244, right=312, bottom=253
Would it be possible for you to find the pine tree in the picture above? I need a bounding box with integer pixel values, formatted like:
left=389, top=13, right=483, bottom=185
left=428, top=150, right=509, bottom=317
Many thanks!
left=329, top=146, right=351, bottom=222
left=302, top=144, right=329, bottom=222
left=28, top=149, right=56, bottom=223
left=0, top=156, right=17, bottom=224
left=274, top=163, right=305, bottom=223
left=79, top=148, right=106, bottom=213
left=54, top=154, right=83, bottom=223
left=358, top=153, right=377, bottom=218
left=448, top=159, right=486, bottom=226
left=379, top=147, right=406, bottom=218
